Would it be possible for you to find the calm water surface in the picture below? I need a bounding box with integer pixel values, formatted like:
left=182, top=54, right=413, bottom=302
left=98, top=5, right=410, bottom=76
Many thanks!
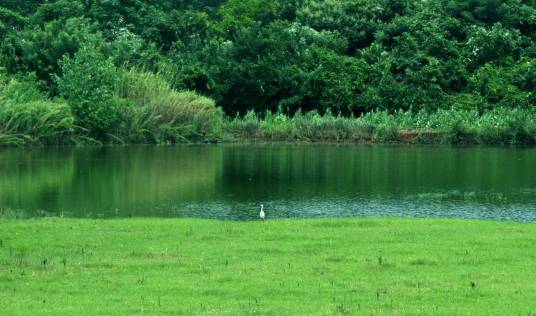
left=1, top=145, right=535, bottom=221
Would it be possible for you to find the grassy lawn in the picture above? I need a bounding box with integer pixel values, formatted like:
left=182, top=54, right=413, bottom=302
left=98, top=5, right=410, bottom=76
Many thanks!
left=1, top=217, right=536, bottom=315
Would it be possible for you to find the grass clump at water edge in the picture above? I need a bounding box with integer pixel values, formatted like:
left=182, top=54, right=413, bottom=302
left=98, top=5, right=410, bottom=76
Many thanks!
left=224, top=107, right=536, bottom=145
left=0, top=78, right=75, bottom=146
left=114, top=69, right=224, bottom=144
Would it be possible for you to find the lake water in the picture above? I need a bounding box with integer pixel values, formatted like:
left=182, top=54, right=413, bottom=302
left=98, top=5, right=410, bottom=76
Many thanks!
left=1, top=145, right=535, bottom=221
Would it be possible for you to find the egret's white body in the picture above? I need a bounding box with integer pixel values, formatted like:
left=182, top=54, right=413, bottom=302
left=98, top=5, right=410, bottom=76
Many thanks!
left=259, top=204, right=266, bottom=220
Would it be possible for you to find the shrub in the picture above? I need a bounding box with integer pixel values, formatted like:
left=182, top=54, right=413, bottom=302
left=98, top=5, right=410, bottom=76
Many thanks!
left=259, top=111, right=293, bottom=141
left=56, top=45, right=122, bottom=139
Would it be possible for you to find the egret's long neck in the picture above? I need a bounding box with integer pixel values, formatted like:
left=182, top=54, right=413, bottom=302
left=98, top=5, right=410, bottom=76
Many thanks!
left=260, top=205, right=264, bottom=211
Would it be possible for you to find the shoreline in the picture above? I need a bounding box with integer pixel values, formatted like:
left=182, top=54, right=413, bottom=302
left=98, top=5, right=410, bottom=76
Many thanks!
left=1, top=130, right=536, bottom=148
left=2, top=212, right=536, bottom=224
left=2, top=107, right=536, bottom=147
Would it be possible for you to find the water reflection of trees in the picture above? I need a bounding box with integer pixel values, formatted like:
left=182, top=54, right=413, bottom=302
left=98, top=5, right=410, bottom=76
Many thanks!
left=218, top=146, right=536, bottom=202
left=0, top=148, right=76, bottom=212
left=1, top=146, right=535, bottom=218
left=0, top=146, right=221, bottom=217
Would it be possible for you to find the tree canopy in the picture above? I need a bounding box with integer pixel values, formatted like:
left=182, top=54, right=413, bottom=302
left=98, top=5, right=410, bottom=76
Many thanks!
left=1, top=0, right=535, bottom=115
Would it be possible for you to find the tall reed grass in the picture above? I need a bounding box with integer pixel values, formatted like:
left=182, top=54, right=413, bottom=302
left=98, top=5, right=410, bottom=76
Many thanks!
left=0, top=79, right=74, bottom=146
left=115, top=69, right=224, bottom=143
left=225, top=108, right=536, bottom=145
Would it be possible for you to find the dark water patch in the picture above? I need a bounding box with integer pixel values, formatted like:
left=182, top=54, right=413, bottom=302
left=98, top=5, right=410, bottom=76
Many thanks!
left=0, top=145, right=535, bottom=222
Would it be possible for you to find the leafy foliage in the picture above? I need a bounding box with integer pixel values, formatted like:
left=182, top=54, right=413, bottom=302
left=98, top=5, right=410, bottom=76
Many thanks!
left=56, top=45, right=121, bottom=138
left=0, top=0, right=535, bottom=144
left=0, top=17, right=100, bottom=87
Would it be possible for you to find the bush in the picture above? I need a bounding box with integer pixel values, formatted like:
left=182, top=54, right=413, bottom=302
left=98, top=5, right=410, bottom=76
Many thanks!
left=56, top=45, right=122, bottom=139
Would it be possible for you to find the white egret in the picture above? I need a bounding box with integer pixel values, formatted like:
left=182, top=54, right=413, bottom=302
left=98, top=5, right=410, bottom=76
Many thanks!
left=259, top=204, right=266, bottom=220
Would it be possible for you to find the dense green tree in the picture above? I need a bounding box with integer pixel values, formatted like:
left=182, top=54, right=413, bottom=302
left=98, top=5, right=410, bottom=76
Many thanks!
left=0, top=0, right=44, bottom=14
left=0, top=0, right=534, bottom=116
left=217, top=0, right=278, bottom=34
left=465, top=23, right=522, bottom=70
left=0, top=7, right=25, bottom=32
left=0, top=17, right=101, bottom=88
left=30, top=0, right=84, bottom=24
left=296, top=0, right=406, bottom=54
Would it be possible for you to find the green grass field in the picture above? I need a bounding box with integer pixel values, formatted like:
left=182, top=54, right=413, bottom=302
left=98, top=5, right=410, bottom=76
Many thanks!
left=1, top=217, right=536, bottom=315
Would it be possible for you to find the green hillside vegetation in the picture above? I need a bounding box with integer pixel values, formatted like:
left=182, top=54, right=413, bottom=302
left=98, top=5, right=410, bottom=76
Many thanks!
left=0, top=0, right=535, bottom=145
